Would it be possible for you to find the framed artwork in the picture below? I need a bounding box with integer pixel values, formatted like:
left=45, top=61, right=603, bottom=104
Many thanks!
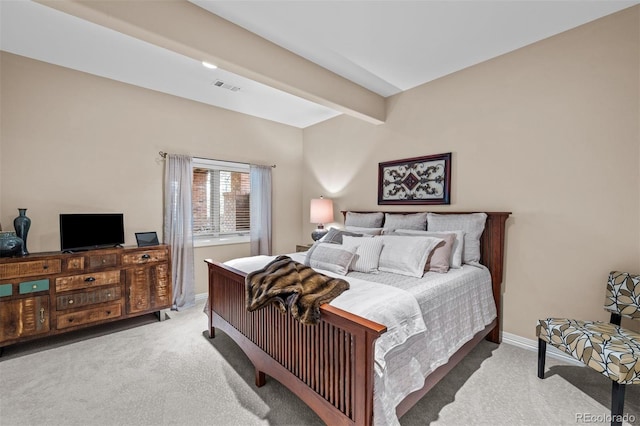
left=378, top=152, right=451, bottom=205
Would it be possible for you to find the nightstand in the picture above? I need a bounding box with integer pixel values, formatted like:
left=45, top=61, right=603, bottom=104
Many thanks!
left=295, top=244, right=313, bottom=252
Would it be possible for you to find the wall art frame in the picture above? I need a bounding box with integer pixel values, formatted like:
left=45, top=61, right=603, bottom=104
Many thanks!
left=378, top=152, right=451, bottom=205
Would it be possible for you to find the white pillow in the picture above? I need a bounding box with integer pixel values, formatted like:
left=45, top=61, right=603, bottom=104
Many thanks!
left=427, top=213, right=487, bottom=264
left=378, top=235, right=443, bottom=278
left=305, top=243, right=356, bottom=276
left=383, top=212, right=428, bottom=232
left=344, top=226, right=383, bottom=236
left=394, top=229, right=465, bottom=268
left=341, top=236, right=384, bottom=273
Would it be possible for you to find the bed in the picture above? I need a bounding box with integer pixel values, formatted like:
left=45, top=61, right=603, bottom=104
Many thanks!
left=205, top=210, right=510, bottom=425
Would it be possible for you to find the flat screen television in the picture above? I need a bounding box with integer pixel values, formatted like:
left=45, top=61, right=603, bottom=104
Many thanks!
left=60, top=213, right=125, bottom=252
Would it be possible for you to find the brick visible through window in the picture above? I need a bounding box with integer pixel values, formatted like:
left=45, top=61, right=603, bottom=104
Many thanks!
left=192, top=160, right=250, bottom=237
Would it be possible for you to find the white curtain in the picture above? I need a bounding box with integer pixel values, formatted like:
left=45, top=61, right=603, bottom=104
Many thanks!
left=250, top=165, right=272, bottom=256
left=163, top=154, right=195, bottom=310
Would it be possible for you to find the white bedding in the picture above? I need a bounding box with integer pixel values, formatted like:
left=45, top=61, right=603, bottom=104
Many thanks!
left=224, top=252, right=496, bottom=426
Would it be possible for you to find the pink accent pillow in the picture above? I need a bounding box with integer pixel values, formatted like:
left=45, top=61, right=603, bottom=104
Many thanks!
left=424, top=232, right=456, bottom=273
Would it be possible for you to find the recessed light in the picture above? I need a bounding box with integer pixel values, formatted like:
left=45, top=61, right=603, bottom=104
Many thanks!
left=202, top=61, right=217, bottom=69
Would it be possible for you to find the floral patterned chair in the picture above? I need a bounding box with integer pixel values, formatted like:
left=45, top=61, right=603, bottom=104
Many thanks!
left=536, top=271, right=640, bottom=426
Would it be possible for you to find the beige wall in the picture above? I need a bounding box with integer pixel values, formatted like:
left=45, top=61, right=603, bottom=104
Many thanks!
left=303, top=7, right=640, bottom=338
left=2, top=6, right=639, bottom=341
left=0, top=52, right=303, bottom=295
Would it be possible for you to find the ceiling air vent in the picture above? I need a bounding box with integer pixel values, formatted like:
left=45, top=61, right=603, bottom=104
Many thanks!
left=212, top=80, right=241, bottom=92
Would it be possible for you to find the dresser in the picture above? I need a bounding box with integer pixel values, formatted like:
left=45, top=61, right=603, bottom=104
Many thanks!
left=0, top=245, right=171, bottom=352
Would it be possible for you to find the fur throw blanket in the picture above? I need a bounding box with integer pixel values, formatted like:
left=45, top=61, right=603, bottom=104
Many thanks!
left=245, top=255, right=350, bottom=325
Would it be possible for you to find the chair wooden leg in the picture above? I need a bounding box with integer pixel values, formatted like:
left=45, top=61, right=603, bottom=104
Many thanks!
left=611, top=381, right=625, bottom=426
left=610, top=313, right=622, bottom=326
left=537, top=338, right=546, bottom=379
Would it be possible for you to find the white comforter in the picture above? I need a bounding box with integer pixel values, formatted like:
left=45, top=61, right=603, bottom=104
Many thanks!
left=224, top=253, right=496, bottom=426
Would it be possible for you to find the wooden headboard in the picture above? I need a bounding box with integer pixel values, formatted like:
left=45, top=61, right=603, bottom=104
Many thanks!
left=341, top=210, right=511, bottom=342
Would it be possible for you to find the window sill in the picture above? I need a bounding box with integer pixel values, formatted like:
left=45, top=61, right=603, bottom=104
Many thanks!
left=194, top=235, right=250, bottom=248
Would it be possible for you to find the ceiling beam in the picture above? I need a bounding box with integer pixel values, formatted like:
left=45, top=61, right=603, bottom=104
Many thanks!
left=36, top=0, right=386, bottom=125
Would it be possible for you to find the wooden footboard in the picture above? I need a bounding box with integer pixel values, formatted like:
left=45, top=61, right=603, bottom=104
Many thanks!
left=206, top=260, right=386, bottom=425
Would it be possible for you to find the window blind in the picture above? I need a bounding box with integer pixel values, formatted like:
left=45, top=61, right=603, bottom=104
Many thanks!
left=192, top=160, right=250, bottom=237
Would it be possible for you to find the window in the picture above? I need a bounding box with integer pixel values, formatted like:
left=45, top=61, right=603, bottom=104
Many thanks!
left=192, top=158, right=250, bottom=246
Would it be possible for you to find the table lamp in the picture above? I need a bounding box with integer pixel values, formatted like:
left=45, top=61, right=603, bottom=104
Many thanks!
left=310, top=196, right=333, bottom=241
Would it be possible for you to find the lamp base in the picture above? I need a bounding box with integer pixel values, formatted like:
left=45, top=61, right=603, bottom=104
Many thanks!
left=311, top=225, right=328, bottom=241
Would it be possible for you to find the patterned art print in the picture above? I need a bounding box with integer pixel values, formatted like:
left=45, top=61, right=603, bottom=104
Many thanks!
left=378, top=153, right=451, bottom=205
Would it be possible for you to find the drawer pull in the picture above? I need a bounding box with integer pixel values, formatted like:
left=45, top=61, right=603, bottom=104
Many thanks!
left=40, top=308, right=45, bottom=324
left=85, top=277, right=96, bottom=282
left=32, top=284, right=38, bottom=289
left=43, top=265, right=49, bottom=270
left=102, top=259, right=106, bottom=264
left=141, top=254, right=151, bottom=260
left=68, top=300, right=74, bottom=304
left=106, top=310, right=112, bottom=315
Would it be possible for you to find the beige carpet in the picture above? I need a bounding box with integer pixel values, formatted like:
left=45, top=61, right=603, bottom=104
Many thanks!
left=0, top=300, right=638, bottom=426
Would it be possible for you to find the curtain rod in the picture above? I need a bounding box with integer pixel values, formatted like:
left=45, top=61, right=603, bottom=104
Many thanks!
left=158, top=151, right=275, bottom=168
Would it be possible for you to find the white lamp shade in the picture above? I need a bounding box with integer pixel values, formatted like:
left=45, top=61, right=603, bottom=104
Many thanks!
left=310, top=198, right=334, bottom=224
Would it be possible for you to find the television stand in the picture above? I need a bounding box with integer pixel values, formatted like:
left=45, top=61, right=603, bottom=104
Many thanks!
left=0, top=245, right=172, bottom=352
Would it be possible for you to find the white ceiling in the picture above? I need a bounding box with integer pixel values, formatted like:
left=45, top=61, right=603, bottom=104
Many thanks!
left=2, top=0, right=638, bottom=128
left=193, top=0, right=640, bottom=97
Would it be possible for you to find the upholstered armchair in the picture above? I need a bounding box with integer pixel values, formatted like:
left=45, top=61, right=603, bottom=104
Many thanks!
left=536, top=271, right=640, bottom=426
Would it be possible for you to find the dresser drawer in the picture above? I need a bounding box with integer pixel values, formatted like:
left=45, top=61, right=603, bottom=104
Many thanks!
left=0, top=283, right=12, bottom=298
left=55, top=270, right=121, bottom=293
left=0, top=259, right=61, bottom=279
left=56, top=303, right=122, bottom=329
left=88, top=253, right=118, bottom=269
left=56, top=286, right=121, bottom=310
left=65, top=256, right=85, bottom=271
left=122, top=249, right=168, bottom=265
left=19, top=279, right=50, bottom=294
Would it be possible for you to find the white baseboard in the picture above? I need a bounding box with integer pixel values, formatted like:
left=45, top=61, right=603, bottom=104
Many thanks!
left=502, top=331, right=584, bottom=367
left=195, top=292, right=208, bottom=302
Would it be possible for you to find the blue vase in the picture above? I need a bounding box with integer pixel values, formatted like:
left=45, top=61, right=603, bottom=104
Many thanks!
left=13, top=208, right=31, bottom=256
left=0, top=231, right=23, bottom=257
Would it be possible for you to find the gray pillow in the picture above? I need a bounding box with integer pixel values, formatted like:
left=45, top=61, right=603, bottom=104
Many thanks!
left=320, top=227, right=364, bottom=244
left=345, top=212, right=384, bottom=228
left=383, top=212, right=428, bottom=232
left=344, top=226, right=383, bottom=235
left=427, top=213, right=487, bottom=264
left=305, top=242, right=356, bottom=275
